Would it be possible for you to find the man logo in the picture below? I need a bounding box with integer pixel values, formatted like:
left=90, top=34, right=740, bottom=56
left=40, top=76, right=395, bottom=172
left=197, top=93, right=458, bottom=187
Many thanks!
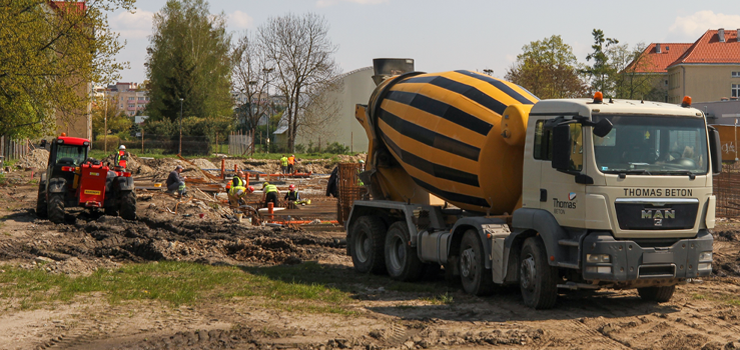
left=642, top=209, right=675, bottom=226
left=568, top=192, right=577, bottom=200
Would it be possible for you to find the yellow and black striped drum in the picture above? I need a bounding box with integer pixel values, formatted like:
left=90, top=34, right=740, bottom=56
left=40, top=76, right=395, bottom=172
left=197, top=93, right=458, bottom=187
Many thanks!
left=369, top=70, right=539, bottom=214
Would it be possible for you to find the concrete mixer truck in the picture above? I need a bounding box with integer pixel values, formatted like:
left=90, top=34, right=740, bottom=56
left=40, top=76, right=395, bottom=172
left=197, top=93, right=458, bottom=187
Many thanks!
left=345, top=58, right=721, bottom=309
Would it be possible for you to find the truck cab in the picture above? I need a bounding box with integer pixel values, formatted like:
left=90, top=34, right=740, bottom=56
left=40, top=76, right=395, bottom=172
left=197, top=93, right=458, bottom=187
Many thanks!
left=516, top=95, right=718, bottom=295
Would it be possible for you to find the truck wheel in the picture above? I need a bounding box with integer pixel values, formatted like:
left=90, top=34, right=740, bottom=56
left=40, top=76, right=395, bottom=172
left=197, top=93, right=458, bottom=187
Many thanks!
left=637, top=285, right=675, bottom=302
left=520, top=237, right=558, bottom=309
left=36, top=184, right=47, bottom=218
left=385, top=221, right=423, bottom=281
left=119, top=190, right=136, bottom=220
left=349, top=215, right=387, bottom=274
left=459, top=229, right=494, bottom=296
left=48, top=193, right=65, bottom=224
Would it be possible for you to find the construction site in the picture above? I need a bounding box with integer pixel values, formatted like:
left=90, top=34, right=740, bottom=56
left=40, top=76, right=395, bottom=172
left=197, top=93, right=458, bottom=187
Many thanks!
left=1, top=148, right=740, bottom=350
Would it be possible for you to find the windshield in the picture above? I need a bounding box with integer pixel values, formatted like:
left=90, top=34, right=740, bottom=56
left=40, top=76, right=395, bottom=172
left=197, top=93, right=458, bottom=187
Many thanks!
left=55, top=145, right=87, bottom=166
left=593, top=115, right=708, bottom=175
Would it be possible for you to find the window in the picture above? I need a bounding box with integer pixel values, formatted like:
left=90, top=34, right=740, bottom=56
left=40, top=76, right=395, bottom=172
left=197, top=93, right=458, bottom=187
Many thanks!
left=733, top=84, right=740, bottom=98
left=533, top=120, right=552, bottom=160
left=128, top=97, right=135, bottom=101
left=732, top=71, right=740, bottom=77
left=55, top=145, right=86, bottom=166
left=128, top=104, right=135, bottom=108
left=568, top=124, right=583, bottom=172
left=138, top=97, right=145, bottom=101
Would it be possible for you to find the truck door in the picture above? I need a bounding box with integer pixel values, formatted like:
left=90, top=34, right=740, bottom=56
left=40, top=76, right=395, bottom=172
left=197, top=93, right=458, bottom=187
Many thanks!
left=538, top=121, right=586, bottom=226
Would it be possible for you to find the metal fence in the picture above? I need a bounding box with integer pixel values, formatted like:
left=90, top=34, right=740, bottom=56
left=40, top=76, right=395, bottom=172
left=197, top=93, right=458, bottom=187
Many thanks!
left=229, top=130, right=254, bottom=156
left=715, top=162, right=740, bottom=217
left=0, top=136, right=29, bottom=160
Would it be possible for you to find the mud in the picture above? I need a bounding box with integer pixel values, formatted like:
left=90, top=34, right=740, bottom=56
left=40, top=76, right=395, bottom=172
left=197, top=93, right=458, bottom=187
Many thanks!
left=5, top=167, right=740, bottom=349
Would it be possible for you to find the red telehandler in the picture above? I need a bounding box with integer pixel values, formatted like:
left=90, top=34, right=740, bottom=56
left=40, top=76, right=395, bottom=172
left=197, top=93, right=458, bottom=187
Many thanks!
left=36, top=134, right=136, bottom=223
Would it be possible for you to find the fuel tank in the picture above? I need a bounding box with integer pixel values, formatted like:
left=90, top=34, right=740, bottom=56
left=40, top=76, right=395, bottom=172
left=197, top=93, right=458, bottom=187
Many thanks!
left=366, top=70, right=539, bottom=214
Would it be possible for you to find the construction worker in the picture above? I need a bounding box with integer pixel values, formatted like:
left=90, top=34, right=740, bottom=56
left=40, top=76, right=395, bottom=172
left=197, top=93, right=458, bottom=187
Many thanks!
left=287, top=154, right=296, bottom=174
left=262, top=181, right=279, bottom=207
left=228, top=179, right=254, bottom=209
left=357, top=159, right=365, bottom=186
left=279, top=155, right=288, bottom=174
left=166, top=165, right=187, bottom=196
left=114, top=145, right=129, bottom=169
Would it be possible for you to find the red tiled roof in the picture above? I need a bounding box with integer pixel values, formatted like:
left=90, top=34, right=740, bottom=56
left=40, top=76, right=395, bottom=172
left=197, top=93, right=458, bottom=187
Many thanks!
left=668, top=29, right=740, bottom=67
left=628, top=43, right=692, bottom=73
left=48, top=1, right=86, bottom=13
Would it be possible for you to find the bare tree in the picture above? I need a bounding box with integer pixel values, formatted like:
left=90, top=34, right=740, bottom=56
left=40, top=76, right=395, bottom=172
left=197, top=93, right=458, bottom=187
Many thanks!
left=258, top=13, right=339, bottom=151
left=232, top=32, right=273, bottom=152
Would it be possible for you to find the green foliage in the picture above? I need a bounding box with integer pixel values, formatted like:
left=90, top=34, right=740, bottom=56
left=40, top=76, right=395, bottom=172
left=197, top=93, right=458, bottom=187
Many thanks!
left=584, top=29, right=620, bottom=96
left=92, top=98, right=132, bottom=141
left=145, top=0, right=233, bottom=125
left=93, top=135, right=120, bottom=151
left=0, top=0, right=134, bottom=139
left=612, top=43, right=667, bottom=101
left=505, top=35, right=588, bottom=99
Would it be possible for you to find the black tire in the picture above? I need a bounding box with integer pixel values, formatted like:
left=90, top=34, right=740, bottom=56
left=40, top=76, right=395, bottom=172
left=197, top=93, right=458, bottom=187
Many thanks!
left=520, top=237, right=558, bottom=309
left=36, top=183, right=47, bottom=218
left=349, top=215, right=387, bottom=274
left=637, top=285, right=675, bottom=302
left=48, top=193, right=65, bottom=224
left=119, top=190, right=136, bottom=220
left=459, top=229, right=494, bottom=296
left=384, top=221, right=424, bottom=281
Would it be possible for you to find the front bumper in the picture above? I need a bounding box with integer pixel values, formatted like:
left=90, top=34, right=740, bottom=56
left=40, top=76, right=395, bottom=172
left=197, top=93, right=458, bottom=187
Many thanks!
left=582, top=230, right=713, bottom=282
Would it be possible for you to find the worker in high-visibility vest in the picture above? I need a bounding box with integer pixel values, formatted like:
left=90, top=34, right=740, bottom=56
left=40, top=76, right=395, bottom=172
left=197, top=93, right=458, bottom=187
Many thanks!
left=279, top=155, right=288, bottom=174
left=262, top=181, right=279, bottom=207
left=227, top=171, right=251, bottom=208
left=114, top=145, right=129, bottom=169
left=287, top=154, right=296, bottom=174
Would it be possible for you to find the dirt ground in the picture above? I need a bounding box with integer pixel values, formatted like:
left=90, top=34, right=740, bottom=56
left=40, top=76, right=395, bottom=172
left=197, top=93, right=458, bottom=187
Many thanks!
left=4, top=167, right=740, bottom=349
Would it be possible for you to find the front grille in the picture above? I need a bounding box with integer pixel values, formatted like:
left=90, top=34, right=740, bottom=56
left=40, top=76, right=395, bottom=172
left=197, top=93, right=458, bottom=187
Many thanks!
left=638, top=264, right=676, bottom=278
left=615, top=199, right=698, bottom=230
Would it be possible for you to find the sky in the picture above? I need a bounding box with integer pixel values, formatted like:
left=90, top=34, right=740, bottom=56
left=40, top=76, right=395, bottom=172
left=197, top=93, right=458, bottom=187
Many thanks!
left=108, top=0, right=740, bottom=84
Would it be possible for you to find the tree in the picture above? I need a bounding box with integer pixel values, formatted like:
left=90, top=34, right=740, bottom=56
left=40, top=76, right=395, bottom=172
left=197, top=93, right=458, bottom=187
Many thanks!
left=145, top=0, right=232, bottom=124
left=232, top=31, right=273, bottom=152
left=0, top=0, right=134, bottom=139
left=583, top=29, right=619, bottom=96
left=258, top=13, right=339, bottom=152
left=612, top=43, right=666, bottom=101
left=505, top=35, right=588, bottom=99
left=91, top=95, right=132, bottom=140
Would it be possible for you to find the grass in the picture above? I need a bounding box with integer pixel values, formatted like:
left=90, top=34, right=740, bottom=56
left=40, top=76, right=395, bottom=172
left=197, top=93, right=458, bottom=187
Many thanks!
left=420, top=292, right=454, bottom=305
left=0, top=261, right=353, bottom=313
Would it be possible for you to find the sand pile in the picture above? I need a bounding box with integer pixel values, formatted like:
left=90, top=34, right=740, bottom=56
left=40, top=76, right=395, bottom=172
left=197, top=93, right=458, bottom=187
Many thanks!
left=191, top=158, right=217, bottom=170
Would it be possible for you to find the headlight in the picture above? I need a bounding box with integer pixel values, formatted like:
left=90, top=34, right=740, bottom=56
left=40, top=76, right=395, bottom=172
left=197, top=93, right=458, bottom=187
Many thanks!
left=586, top=266, right=612, bottom=274
left=698, top=263, right=712, bottom=271
left=586, top=254, right=611, bottom=263
left=699, top=251, right=712, bottom=261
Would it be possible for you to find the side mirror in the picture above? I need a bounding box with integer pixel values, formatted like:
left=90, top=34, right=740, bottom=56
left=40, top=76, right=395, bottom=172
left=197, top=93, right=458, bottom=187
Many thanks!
left=40, top=139, right=47, bottom=148
left=708, top=126, right=722, bottom=175
left=551, top=124, right=571, bottom=171
left=592, top=118, right=613, bottom=138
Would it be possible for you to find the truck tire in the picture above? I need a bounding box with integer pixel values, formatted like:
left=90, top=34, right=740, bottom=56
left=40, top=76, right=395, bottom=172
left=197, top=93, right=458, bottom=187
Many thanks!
left=48, top=193, right=65, bottom=224
left=385, top=221, right=423, bottom=281
left=520, top=237, right=558, bottom=309
left=119, top=190, right=136, bottom=220
left=459, top=229, right=494, bottom=296
left=36, top=184, right=47, bottom=218
left=637, top=285, right=675, bottom=302
left=349, top=215, right=387, bottom=274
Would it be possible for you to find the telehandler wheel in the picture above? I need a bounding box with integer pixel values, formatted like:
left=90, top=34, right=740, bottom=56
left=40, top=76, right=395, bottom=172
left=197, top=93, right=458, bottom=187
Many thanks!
left=119, top=190, right=136, bottom=220
left=36, top=184, right=47, bottom=218
left=459, top=229, right=494, bottom=296
left=637, top=285, right=675, bottom=302
left=520, top=237, right=558, bottom=309
left=48, top=193, right=65, bottom=224
left=385, top=221, right=424, bottom=281
left=349, top=215, right=387, bottom=274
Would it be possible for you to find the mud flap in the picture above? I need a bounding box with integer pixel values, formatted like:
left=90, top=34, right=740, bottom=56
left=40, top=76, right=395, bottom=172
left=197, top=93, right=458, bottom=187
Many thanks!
left=117, top=176, right=135, bottom=191
left=48, top=178, right=67, bottom=193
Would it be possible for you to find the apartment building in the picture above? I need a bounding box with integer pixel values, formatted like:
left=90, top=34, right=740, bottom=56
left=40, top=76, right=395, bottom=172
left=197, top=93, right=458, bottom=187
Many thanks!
left=96, top=82, right=150, bottom=117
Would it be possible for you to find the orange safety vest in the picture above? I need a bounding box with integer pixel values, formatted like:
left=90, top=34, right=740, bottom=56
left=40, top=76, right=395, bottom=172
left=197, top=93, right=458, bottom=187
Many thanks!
left=288, top=156, right=295, bottom=165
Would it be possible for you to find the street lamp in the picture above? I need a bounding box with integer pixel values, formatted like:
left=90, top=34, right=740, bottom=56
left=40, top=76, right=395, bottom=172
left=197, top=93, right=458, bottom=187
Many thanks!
left=104, top=90, right=108, bottom=153
left=179, top=97, right=184, bottom=155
